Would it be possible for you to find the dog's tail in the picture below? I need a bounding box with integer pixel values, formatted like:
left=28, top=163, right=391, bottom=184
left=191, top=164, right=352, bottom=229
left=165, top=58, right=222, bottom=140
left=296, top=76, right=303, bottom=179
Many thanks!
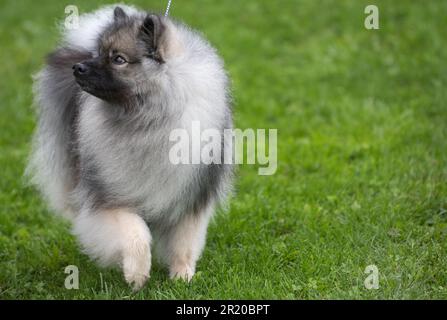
left=25, top=48, right=91, bottom=217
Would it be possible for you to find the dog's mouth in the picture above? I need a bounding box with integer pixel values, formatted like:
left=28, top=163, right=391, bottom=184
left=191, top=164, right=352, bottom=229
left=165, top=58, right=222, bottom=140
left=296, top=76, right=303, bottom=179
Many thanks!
left=75, top=77, right=98, bottom=95
left=73, top=74, right=130, bottom=105
left=74, top=75, right=106, bottom=99
left=75, top=77, right=95, bottom=89
left=74, top=77, right=90, bottom=88
left=72, top=64, right=104, bottom=95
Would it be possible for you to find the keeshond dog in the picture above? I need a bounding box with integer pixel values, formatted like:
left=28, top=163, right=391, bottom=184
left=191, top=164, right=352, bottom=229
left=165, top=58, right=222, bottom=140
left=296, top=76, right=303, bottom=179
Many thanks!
left=26, top=4, right=233, bottom=290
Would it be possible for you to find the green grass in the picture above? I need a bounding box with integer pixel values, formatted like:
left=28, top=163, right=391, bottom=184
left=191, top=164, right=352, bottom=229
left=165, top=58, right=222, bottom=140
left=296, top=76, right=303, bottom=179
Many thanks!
left=1, top=0, right=446, bottom=299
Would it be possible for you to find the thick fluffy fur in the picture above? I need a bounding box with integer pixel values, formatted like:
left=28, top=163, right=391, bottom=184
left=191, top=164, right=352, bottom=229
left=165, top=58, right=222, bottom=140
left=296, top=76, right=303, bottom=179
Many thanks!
left=26, top=4, right=233, bottom=289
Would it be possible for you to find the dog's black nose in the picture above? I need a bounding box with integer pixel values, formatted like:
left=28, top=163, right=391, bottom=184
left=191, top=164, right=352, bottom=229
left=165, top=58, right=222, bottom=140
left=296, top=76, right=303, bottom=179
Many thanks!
left=73, top=63, right=89, bottom=75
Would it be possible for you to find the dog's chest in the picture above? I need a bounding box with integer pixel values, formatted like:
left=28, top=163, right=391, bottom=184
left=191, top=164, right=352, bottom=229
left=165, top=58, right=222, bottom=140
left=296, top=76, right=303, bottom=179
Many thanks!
left=77, top=101, right=196, bottom=219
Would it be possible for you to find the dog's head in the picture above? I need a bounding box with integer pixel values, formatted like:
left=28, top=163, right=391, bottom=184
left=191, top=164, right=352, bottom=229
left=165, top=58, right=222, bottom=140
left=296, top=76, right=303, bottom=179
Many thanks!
left=73, top=7, right=179, bottom=106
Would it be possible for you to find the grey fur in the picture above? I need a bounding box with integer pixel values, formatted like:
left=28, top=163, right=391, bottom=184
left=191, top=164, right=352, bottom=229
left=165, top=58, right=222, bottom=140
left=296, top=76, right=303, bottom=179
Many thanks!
left=26, top=5, right=233, bottom=286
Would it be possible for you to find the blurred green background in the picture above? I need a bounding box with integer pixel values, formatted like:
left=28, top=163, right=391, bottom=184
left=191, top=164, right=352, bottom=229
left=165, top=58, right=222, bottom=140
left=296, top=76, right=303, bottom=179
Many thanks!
left=0, top=0, right=446, bottom=299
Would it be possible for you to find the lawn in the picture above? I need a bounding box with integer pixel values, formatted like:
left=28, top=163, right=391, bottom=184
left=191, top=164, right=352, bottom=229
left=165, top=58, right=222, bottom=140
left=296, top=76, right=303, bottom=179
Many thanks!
left=0, top=0, right=446, bottom=299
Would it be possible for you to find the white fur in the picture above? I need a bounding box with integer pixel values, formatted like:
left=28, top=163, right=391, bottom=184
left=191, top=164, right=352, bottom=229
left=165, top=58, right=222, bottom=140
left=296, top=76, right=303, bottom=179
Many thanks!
left=73, top=207, right=152, bottom=290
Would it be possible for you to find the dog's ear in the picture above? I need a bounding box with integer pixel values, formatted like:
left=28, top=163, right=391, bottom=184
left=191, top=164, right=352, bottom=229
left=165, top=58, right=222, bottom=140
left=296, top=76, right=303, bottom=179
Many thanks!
left=114, top=6, right=128, bottom=22
left=139, top=14, right=166, bottom=62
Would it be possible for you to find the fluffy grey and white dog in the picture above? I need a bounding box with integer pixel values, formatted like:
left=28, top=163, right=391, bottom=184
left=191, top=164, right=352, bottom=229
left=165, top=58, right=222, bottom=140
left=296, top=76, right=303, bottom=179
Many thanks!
left=26, top=4, right=233, bottom=290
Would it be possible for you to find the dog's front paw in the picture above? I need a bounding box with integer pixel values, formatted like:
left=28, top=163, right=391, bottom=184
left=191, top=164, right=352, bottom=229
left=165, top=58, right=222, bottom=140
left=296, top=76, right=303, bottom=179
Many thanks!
left=122, top=247, right=151, bottom=291
left=124, top=269, right=149, bottom=291
left=169, top=264, right=195, bottom=282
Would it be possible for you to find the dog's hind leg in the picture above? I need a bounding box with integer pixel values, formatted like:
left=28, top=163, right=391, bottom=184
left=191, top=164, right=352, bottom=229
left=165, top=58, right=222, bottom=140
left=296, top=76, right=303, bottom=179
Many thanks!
left=73, top=207, right=151, bottom=290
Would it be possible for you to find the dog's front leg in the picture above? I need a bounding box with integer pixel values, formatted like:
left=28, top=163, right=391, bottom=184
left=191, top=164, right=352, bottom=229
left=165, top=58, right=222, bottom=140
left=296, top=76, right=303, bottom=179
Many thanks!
left=156, top=204, right=214, bottom=282
left=73, top=207, right=151, bottom=290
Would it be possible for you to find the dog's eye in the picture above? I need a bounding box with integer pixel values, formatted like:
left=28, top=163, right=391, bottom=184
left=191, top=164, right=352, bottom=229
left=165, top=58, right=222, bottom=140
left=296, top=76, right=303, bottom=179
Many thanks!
left=112, top=55, right=127, bottom=65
